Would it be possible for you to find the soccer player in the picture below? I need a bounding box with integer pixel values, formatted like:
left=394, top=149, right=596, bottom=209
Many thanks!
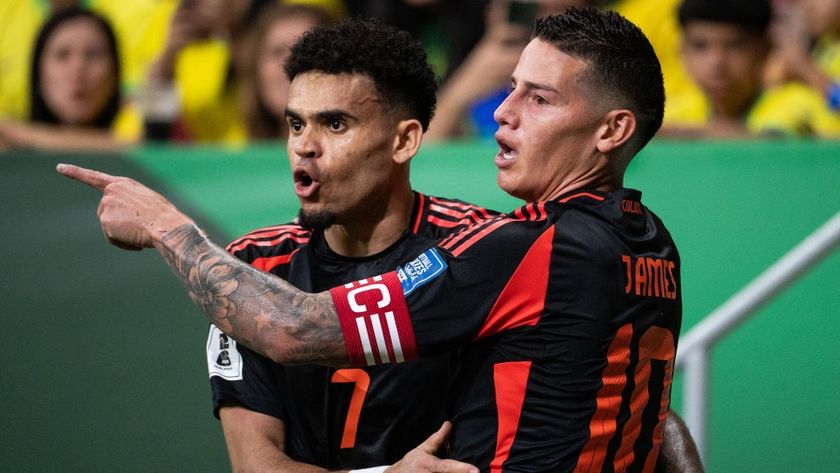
left=60, top=9, right=695, bottom=472
left=209, top=19, right=488, bottom=472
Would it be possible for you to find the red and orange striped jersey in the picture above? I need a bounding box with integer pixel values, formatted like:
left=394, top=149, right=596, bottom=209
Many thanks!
left=329, top=188, right=681, bottom=472
left=207, top=192, right=495, bottom=468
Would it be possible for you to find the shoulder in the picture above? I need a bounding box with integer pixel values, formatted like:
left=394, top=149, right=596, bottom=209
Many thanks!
left=226, top=223, right=311, bottom=267
left=437, top=201, right=553, bottom=257
left=417, top=193, right=499, bottom=238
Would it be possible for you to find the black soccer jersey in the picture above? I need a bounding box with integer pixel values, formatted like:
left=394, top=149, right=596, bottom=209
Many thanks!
left=330, top=189, right=681, bottom=472
left=207, top=192, right=495, bottom=468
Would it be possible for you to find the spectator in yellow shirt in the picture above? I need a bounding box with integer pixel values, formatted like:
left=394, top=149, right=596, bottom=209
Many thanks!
left=0, top=0, right=166, bottom=124
left=140, top=0, right=336, bottom=144
left=662, top=0, right=840, bottom=138
left=768, top=0, right=840, bottom=113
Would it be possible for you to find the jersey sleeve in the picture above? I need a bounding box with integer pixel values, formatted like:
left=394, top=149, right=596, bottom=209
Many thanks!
left=330, top=210, right=551, bottom=367
left=206, top=324, right=287, bottom=420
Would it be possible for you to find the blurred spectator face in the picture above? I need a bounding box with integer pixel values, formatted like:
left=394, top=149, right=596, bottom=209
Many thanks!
left=39, top=17, right=117, bottom=126
left=796, top=0, right=840, bottom=36
left=681, top=22, right=768, bottom=115
left=181, top=0, right=252, bottom=34
left=258, top=14, right=321, bottom=120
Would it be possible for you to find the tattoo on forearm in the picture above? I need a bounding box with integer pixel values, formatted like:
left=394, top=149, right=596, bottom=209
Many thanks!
left=159, top=224, right=348, bottom=366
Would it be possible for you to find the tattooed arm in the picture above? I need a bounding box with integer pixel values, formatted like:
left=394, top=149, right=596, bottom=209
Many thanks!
left=57, top=163, right=349, bottom=367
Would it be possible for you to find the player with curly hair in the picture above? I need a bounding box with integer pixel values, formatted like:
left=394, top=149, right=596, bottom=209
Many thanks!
left=209, top=18, right=483, bottom=473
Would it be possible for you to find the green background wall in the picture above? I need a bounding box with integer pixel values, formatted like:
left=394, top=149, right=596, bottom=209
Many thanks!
left=2, top=140, right=838, bottom=472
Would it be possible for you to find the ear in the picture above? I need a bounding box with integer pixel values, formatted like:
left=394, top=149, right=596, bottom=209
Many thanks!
left=595, top=109, right=636, bottom=154
left=392, top=118, right=424, bottom=164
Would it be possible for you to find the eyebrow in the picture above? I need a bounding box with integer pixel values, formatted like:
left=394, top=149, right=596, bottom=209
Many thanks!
left=518, top=79, right=561, bottom=95
left=284, top=107, right=358, bottom=123
left=284, top=108, right=302, bottom=121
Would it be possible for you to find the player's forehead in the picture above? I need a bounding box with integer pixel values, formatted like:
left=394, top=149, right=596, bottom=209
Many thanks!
left=513, top=39, right=588, bottom=93
left=287, top=71, right=384, bottom=117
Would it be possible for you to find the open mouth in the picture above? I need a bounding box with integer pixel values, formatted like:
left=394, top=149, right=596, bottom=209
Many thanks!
left=495, top=136, right=518, bottom=165
left=293, top=169, right=319, bottom=198
left=295, top=169, right=313, bottom=186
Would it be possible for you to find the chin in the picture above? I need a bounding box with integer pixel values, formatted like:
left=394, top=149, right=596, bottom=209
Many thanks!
left=297, top=208, right=336, bottom=230
left=497, top=174, right=523, bottom=201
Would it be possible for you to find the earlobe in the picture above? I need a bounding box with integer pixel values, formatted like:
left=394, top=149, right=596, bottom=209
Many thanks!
left=596, top=110, right=636, bottom=154
left=393, top=119, right=423, bottom=164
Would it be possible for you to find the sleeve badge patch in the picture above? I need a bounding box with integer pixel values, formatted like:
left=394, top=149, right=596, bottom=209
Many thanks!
left=396, top=248, right=447, bottom=296
left=206, top=325, right=243, bottom=381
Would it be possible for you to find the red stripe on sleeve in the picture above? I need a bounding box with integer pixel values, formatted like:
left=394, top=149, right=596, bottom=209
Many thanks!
left=490, top=361, right=532, bottom=472
left=250, top=248, right=300, bottom=272
left=412, top=193, right=425, bottom=234
left=329, top=272, right=418, bottom=367
left=448, top=218, right=515, bottom=257
left=427, top=215, right=469, bottom=228
left=475, top=226, right=554, bottom=339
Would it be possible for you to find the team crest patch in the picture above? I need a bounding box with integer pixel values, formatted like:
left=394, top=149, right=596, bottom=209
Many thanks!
left=207, top=325, right=243, bottom=381
left=396, top=248, right=447, bottom=296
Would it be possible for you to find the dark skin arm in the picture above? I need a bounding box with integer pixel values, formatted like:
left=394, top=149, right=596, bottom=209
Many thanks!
left=656, top=411, right=705, bottom=473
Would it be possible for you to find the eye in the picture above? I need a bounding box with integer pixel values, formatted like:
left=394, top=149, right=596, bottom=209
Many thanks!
left=533, top=94, right=547, bottom=105
left=329, top=119, right=345, bottom=132
left=52, top=46, right=72, bottom=62
left=287, top=118, right=303, bottom=133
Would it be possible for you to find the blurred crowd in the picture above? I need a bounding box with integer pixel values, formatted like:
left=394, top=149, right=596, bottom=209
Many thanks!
left=1, top=0, right=838, bottom=152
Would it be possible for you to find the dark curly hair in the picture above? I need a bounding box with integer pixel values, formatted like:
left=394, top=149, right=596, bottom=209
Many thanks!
left=535, top=8, right=664, bottom=153
left=284, top=17, right=437, bottom=131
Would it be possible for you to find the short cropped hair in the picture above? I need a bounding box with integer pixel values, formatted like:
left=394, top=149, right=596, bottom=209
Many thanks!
left=30, top=7, right=121, bottom=128
left=678, top=0, right=772, bottom=33
left=285, top=18, right=437, bottom=131
left=535, top=8, right=665, bottom=152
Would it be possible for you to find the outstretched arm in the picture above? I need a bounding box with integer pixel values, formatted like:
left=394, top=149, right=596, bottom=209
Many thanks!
left=57, top=163, right=348, bottom=366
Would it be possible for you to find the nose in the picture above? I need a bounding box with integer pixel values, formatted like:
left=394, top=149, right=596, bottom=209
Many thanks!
left=68, top=52, right=86, bottom=80
left=493, top=91, right=518, bottom=129
left=289, top=126, right=321, bottom=160
left=706, top=47, right=728, bottom=74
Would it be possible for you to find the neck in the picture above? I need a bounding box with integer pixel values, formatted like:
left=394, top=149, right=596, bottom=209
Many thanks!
left=542, top=155, right=622, bottom=202
left=323, top=185, right=415, bottom=258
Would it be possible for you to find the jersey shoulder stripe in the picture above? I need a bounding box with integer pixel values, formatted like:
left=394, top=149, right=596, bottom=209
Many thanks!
left=440, top=202, right=547, bottom=257
left=249, top=247, right=303, bottom=272
left=226, top=224, right=310, bottom=254
left=414, top=194, right=496, bottom=235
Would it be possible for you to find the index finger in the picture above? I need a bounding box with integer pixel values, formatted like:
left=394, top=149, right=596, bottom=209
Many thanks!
left=56, top=163, right=119, bottom=191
